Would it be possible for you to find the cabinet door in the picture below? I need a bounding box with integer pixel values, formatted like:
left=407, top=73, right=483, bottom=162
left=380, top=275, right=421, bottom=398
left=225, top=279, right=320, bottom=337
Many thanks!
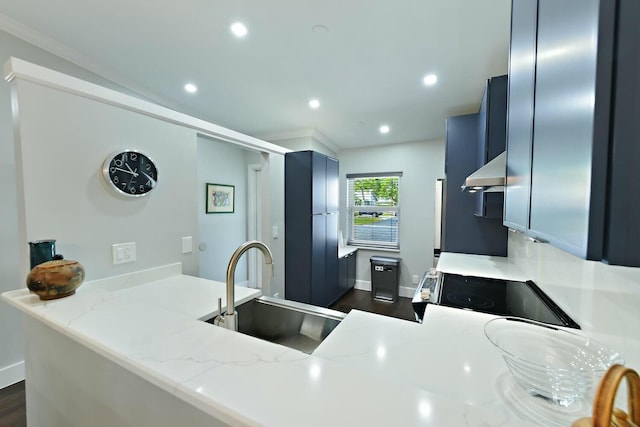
left=605, top=0, right=640, bottom=266
left=324, top=213, right=339, bottom=302
left=339, top=255, right=348, bottom=293
left=529, top=0, right=601, bottom=258
left=310, top=214, right=327, bottom=305
left=326, top=156, right=339, bottom=213
left=476, top=75, right=507, bottom=219
left=347, top=252, right=357, bottom=289
left=504, top=0, right=537, bottom=231
left=312, top=152, right=327, bottom=215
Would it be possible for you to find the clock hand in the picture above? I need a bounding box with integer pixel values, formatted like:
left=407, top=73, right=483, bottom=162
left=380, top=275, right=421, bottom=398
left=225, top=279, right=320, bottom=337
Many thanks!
left=124, top=163, right=139, bottom=177
left=141, top=171, right=156, bottom=188
left=114, top=167, right=137, bottom=176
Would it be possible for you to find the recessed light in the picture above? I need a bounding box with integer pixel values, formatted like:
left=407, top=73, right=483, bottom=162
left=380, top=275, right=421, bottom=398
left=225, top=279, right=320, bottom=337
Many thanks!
left=230, top=22, right=248, bottom=38
left=423, top=74, right=438, bottom=86
left=184, top=83, right=198, bottom=93
left=308, top=99, right=320, bottom=109
left=379, top=125, right=390, bottom=134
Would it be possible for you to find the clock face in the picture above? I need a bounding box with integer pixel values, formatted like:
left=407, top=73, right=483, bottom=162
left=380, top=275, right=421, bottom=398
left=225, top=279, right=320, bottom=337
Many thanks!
left=102, top=150, right=158, bottom=197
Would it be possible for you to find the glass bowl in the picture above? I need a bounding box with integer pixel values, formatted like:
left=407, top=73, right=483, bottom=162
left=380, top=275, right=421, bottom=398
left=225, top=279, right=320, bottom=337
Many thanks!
left=484, top=317, right=624, bottom=407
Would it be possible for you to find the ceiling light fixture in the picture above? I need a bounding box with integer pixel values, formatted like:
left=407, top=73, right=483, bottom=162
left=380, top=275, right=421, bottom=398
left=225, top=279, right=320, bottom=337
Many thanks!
left=230, top=22, right=248, bottom=38
left=184, top=83, right=198, bottom=93
left=308, top=99, right=320, bottom=109
left=379, top=125, right=390, bottom=134
left=423, top=73, right=438, bottom=86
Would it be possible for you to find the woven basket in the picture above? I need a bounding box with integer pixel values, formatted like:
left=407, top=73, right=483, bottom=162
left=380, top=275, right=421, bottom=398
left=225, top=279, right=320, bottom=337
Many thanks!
left=572, top=364, right=639, bottom=427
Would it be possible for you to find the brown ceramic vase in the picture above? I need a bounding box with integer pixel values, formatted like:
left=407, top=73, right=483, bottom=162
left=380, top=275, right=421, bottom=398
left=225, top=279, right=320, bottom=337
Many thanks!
left=26, top=259, right=85, bottom=300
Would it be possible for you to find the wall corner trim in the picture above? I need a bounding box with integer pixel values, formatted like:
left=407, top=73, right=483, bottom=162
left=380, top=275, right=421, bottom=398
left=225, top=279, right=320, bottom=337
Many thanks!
left=3, top=56, right=291, bottom=156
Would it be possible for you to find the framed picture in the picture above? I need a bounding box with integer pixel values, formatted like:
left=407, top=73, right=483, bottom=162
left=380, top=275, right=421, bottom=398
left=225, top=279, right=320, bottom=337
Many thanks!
left=206, top=183, right=235, bottom=214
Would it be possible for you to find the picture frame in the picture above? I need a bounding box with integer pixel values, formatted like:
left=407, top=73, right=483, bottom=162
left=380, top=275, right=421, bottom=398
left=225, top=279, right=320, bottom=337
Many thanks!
left=206, top=183, right=235, bottom=214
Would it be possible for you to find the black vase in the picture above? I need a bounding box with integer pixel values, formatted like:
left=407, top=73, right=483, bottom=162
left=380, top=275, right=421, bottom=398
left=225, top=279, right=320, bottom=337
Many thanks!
left=28, top=240, right=57, bottom=269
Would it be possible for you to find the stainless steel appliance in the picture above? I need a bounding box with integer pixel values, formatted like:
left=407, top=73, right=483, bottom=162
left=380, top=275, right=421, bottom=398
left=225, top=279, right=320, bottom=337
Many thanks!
left=411, top=272, right=580, bottom=329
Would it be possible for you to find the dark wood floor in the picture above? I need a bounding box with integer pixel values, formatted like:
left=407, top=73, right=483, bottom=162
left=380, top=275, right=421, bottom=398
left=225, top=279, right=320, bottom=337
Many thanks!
left=330, top=288, right=417, bottom=322
left=0, top=381, right=25, bottom=427
left=0, top=290, right=415, bottom=426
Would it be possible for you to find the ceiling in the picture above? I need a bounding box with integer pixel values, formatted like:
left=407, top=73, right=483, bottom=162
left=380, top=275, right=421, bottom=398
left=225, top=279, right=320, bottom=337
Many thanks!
left=0, top=0, right=511, bottom=151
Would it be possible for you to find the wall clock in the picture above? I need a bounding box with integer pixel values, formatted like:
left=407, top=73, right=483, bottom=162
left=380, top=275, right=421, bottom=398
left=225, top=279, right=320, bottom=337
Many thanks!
left=102, top=150, right=158, bottom=197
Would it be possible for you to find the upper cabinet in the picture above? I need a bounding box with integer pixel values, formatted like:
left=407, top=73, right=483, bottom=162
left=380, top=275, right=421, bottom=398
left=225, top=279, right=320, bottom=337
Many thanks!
left=505, top=0, right=640, bottom=266
left=475, top=75, right=508, bottom=219
left=503, top=0, right=537, bottom=231
left=444, top=114, right=508, bottom=256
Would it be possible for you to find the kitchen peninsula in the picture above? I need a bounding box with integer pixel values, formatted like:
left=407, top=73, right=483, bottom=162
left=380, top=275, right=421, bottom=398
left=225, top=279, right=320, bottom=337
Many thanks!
left=3, top=262, right=537, bottom=427
left=5, top=249, right=640, bottom=426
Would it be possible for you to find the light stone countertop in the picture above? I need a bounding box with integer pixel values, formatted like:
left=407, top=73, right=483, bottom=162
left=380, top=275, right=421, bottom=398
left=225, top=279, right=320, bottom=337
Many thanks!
left=315, top=252, right=640, bottom=426
left=338, top=245, right=358, bottom=258
left=1, top=262, right=536, bottom=427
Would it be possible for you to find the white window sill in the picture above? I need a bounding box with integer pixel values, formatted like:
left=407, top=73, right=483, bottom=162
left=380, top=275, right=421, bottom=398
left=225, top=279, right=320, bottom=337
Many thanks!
left=346, top=245, right=400, bottom=253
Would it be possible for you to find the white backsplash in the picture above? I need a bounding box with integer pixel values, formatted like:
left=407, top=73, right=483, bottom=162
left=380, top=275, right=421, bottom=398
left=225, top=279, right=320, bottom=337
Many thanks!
left=508, top=231, right=640, bottom=356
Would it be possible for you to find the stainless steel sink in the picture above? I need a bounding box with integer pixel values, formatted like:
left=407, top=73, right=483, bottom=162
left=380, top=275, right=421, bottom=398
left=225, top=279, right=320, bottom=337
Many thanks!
left=206, top=296, right=346, bottom=354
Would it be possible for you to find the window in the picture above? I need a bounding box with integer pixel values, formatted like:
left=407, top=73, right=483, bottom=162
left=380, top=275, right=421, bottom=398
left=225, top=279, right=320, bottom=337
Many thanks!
left=346, top=172, right=402, bottom=249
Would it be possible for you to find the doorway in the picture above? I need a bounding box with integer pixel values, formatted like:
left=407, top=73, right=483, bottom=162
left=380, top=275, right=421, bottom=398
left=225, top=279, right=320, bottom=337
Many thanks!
left=247, top=163, right=263, bottom=291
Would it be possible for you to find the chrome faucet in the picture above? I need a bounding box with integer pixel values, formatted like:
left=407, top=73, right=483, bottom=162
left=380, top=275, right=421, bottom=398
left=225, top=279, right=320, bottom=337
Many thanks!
left=215, top=240, right=273, bottom=331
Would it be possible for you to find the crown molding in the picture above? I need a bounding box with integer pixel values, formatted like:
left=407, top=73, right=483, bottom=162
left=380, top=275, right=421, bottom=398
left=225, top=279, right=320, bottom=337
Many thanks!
left=257, top=128, right=340, bottom=154
left=255, top=128, right=315, bottom=142
left=4, top=57, right=290, bottom=155
left=310, top=129, right=340, bottom=154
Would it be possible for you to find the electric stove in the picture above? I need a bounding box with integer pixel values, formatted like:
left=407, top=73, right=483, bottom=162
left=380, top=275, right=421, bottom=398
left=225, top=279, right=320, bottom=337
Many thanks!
left=412, top=272, right=580, bottom=329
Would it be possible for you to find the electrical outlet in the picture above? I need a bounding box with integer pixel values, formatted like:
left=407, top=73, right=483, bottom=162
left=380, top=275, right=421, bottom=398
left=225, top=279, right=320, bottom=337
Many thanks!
left=412, top=274, right=420, bottom=285
left=112, top=242, right=136, bottom=264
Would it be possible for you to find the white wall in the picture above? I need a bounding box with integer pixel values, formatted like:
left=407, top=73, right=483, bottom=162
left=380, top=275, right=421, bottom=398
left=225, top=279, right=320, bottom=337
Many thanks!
left=261, top=152, right=286, bottom=298
left=338, top=139, right=445, bottom=293
left=12, top=78, right=199, bottom=280
left=0, top=30, right=287, bottom=388
left=0, top=29, right=146, bottom=388
left=197, top=136, right=259, bottom=283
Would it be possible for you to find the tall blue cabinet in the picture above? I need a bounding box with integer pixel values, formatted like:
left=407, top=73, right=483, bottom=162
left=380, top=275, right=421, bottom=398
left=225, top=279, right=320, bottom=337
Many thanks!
left=285, top=151, right=340, bottom=307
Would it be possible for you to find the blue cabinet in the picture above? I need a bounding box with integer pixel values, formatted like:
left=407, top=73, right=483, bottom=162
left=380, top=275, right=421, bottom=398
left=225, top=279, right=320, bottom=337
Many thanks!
left=504, top=0, right=640, bottom=266
left=443, top=114, right=508, bottom=256
left=475, top=75, right=508, bottom=219
left=285, top=151, right=340, bottom=306
left=503, top=0, right=537, bottom=232
left=338, top=251, right=357, bottom=294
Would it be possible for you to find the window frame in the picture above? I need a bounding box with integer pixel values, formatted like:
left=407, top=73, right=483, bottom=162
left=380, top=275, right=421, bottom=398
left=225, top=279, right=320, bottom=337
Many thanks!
left=346, top=172, right=402, bottom=250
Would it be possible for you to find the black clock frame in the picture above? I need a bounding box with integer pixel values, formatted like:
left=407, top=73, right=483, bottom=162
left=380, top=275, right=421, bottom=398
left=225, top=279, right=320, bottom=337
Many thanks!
left=102, top=150, right=158, bottom=197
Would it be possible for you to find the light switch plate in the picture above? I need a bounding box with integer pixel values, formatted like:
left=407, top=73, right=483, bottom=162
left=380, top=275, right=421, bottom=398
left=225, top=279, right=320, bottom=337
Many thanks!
left=182, top=236, right=193, bottom=254
left=112, top=242, right=136, bottom=264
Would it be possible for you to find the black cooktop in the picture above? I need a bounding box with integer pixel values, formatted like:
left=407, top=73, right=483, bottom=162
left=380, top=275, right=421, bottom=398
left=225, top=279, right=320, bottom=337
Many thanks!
left=436, top=273, right=580, bottom=329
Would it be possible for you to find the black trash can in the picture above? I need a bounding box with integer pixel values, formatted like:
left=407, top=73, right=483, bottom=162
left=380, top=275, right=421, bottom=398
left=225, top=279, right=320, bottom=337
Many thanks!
left=370, top=256, right=401, bottom=302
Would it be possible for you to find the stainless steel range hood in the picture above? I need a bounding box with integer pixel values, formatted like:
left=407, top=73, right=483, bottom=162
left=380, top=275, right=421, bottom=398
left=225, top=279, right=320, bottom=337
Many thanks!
left=461, top=151, right=506, bottom=192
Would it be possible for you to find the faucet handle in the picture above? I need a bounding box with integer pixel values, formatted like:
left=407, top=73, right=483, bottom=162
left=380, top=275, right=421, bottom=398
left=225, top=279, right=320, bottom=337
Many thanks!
left=213, top=297, right=224, bottom=327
